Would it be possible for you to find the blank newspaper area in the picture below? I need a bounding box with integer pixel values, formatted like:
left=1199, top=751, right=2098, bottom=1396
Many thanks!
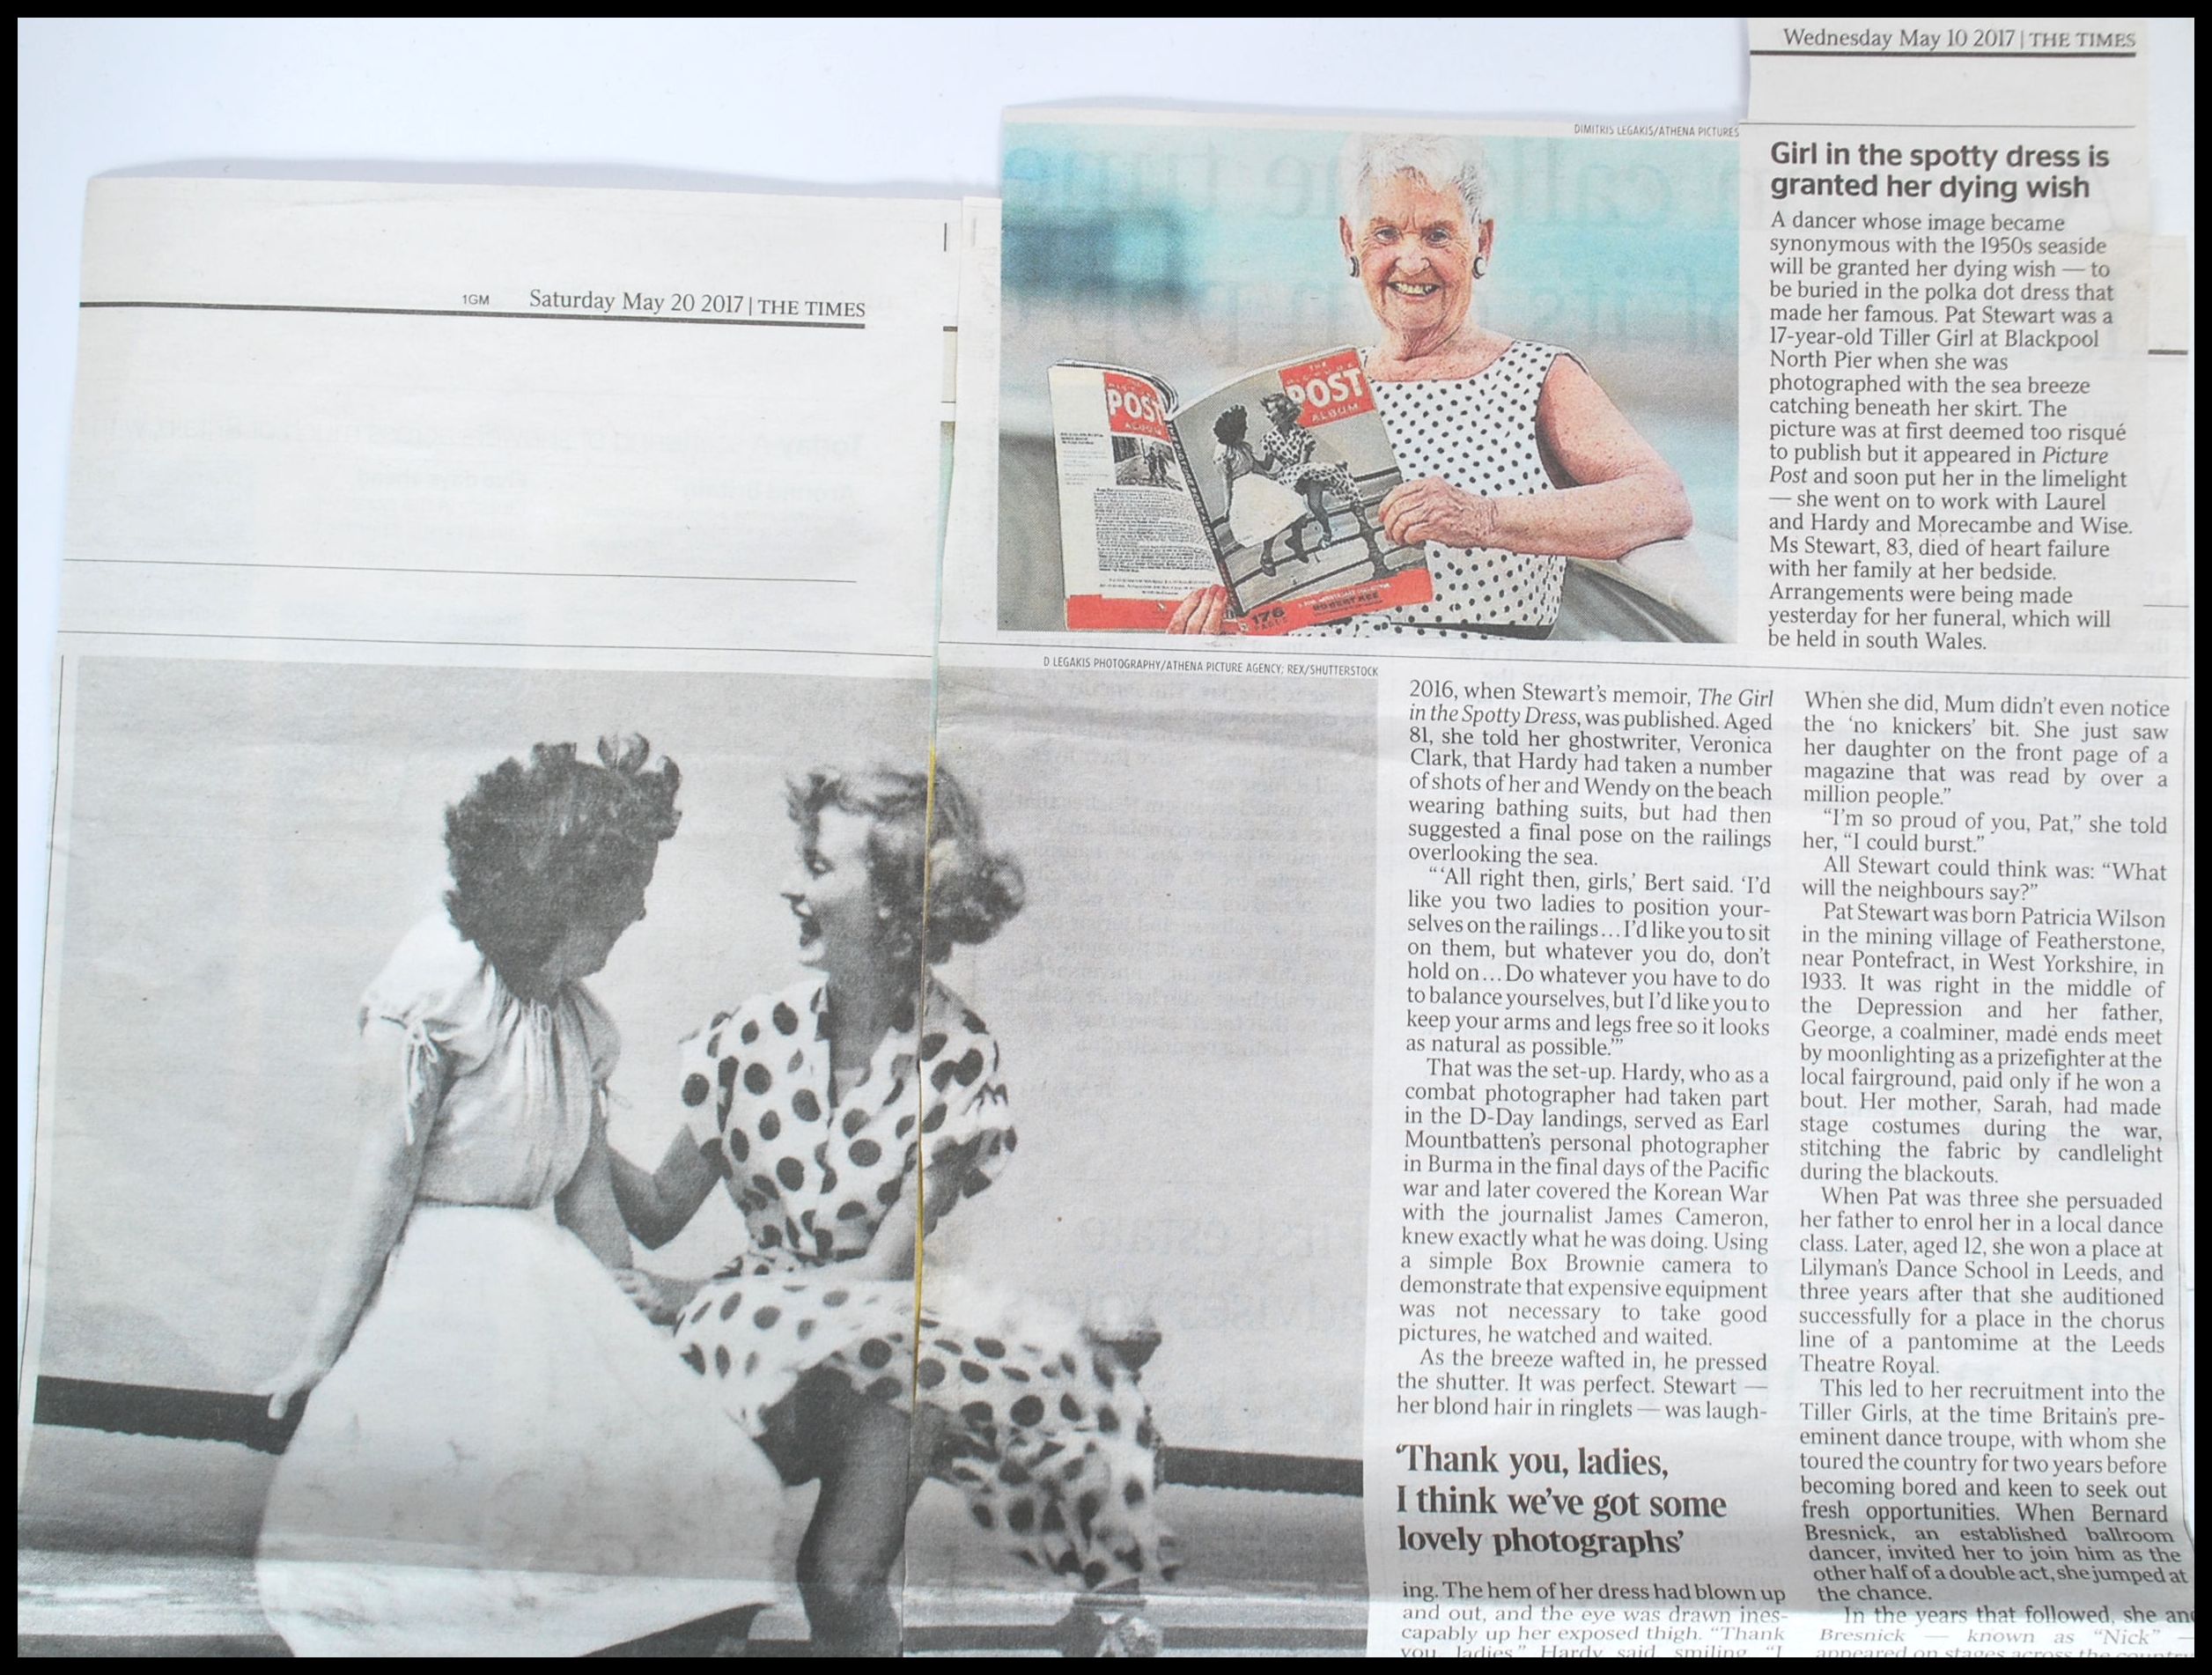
left=60, top=178, right=961, bottom=660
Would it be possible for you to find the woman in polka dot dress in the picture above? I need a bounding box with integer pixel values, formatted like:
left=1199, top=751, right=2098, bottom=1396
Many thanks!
left=1163, top=131, right=1693, bottom=639
left=610, top=765, right=1176, bottom=1655
left=1257, top=389, right=1380, bottom=566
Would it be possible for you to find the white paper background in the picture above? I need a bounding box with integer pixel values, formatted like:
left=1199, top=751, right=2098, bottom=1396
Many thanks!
left=14, top=15, right=2192, bottom=1341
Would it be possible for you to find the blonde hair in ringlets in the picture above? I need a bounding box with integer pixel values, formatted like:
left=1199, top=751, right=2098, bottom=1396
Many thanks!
left=785, top=763, right=1024, bottom=966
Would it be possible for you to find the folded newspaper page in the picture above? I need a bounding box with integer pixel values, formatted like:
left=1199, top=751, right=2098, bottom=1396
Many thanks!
left=20, top=18, right=2194, bottom=1661
left=978, top=28, right=2185, bottom=1660
left=20, top=179, right=968, bottom=1658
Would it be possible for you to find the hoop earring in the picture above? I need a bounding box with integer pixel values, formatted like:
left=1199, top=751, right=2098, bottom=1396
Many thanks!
left=1471, top=255, right=1488, bottom=280
left=1346, top=256, right=1359, bottom=277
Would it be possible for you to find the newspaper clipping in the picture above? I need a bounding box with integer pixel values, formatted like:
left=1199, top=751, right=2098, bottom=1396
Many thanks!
left=18, top=18, right=2194, bottom=1661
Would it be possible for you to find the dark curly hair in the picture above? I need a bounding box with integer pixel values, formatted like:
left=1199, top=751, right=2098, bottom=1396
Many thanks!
left=444, top=733, right=681, bottom=999
left=786, top=763, right=1023, bottom=967
left=1212, top=403, right=1250, bottom=446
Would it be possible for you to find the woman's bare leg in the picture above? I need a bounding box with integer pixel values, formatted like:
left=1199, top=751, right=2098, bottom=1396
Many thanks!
left=793, top=1382, right=947, bottom=1657
left=1338, top=482, right=1387, bottom=575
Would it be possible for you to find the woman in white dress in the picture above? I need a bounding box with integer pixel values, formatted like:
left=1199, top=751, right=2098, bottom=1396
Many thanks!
left=1212, top=402, right=1308, bottom=576
left=254, top=734, right=783, bottom=1657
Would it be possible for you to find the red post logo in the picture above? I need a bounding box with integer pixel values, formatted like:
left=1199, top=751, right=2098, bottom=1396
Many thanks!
left=1102, top=372, right=1171, bottom=441
left=1276, top=350, right=1374, bottom=427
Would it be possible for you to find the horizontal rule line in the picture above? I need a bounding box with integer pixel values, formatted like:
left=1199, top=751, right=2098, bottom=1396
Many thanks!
left=1742, top=121, right=2134, bottom=129
left=79, top=299, right=865, bottom=328
left=65, top=629, right=923, bottom=658
left=66, top=557, right=855, bottom=583
left=1749, top=49, right=2136, bottom=58
left=1734, top=121, right=2132, bottom=129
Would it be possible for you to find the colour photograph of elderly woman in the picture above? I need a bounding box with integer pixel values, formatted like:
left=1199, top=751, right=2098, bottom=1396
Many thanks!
left=21, top=656, right=1371, bottom=1657
left=998, top=119, right=1738, bottom=642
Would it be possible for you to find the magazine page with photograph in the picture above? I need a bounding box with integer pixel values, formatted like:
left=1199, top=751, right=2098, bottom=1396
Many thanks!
left=1051, top=351, right=1434, bottom=632
left=1172, top=350, right=1433, bottom=631
left=1048, top=362, right=1221, bottom=628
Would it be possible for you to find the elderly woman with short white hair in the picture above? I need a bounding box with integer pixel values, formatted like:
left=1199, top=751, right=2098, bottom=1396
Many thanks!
left=1169, top=131, right=1692, bottom=638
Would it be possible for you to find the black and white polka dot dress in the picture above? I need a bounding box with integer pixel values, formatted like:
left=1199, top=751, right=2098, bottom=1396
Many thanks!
left=1314, top=339, right=1569, bottom=637
left=1258, top=419, right=1363, bottom=505
left=667, top=978, right=1179, bottom=1591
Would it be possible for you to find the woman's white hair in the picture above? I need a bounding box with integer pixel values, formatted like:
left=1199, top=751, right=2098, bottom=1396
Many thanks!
left=1338, top=132, right=1492, bottom=226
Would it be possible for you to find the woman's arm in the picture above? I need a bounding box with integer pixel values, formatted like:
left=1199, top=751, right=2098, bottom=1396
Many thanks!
left=256, top=1020, right=431, bottom=1419
left=1380, top=357, right=1692, bottom=561
left=604, top=1130, right=726, bottom=1324
left=556, top=1114, right=635, bottom=1269
left=608, top=1128, right=720, bottom=1250
left=839, top=1140, right=981, bottom=1284
left=574, top=1123, right=713, bottom=1325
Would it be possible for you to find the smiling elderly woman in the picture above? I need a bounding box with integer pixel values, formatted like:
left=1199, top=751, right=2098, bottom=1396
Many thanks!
left=1169, top=131, right=1693, bottom=638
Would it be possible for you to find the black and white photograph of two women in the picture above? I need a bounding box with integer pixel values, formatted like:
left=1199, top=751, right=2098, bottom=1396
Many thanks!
left=21, top=656, right=1375, bottom=1656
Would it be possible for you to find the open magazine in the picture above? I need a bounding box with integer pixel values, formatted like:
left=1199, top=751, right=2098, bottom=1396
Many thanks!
left=1052, top=350, right=1432, bottom=632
